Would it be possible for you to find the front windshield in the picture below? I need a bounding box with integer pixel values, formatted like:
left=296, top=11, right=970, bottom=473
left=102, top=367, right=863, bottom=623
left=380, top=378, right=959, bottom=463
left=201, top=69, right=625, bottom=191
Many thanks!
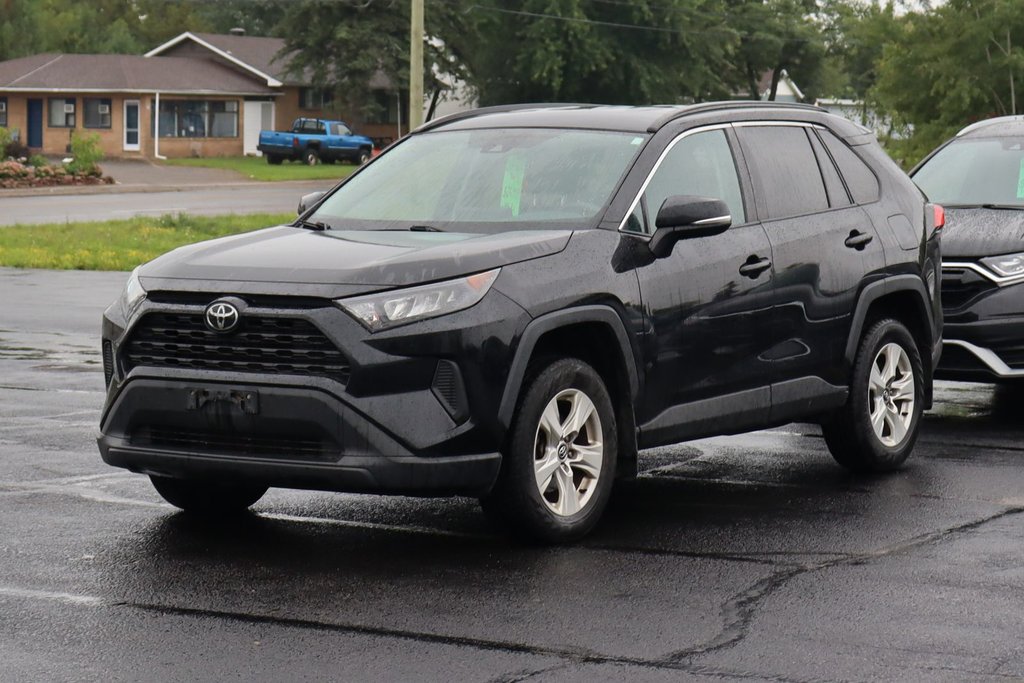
left=310, top=128, right=647, bottom=231
left=914, top=137, right=1024, bottom=207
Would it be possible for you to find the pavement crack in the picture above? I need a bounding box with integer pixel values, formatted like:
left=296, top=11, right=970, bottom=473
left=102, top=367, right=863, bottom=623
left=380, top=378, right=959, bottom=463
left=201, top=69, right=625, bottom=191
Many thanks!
left=661, top=505, right=1024, bottom=663
left=485, top=664, right=570, bottom=683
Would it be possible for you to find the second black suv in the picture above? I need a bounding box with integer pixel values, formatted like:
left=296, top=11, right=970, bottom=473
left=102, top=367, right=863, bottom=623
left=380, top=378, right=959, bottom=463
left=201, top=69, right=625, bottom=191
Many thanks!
left=99, top=103, right=942, bottom=542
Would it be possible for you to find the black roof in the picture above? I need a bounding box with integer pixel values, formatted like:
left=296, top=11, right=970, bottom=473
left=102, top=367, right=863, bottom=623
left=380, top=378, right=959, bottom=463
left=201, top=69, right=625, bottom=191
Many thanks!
left=418, top=101, right=869, bottom=138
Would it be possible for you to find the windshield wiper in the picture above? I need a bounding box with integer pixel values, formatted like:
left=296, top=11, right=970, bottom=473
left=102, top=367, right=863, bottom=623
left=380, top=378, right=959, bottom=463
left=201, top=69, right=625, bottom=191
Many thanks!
left=408, top=224, right=444, bottom=232
left=296, top=219, right=331, bottom=231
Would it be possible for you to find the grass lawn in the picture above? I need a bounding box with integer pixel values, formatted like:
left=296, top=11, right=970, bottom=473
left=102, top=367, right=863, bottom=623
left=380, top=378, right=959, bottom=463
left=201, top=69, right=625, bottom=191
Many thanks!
left=161, top=156, right=359, bottom=182
left=0, top=213, right=293, bottom=271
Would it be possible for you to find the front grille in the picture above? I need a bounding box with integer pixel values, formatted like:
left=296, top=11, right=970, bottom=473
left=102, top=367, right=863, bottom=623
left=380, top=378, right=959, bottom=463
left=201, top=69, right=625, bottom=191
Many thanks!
left=941, top=266, right=996, bottom=312
left=123, top=312, right=350, bottom=382
left=129, top=426, right=336, bottom=461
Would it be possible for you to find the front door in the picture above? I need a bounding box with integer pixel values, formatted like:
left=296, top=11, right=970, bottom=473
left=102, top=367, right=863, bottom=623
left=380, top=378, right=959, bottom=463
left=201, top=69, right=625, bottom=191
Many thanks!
left=632, top=127, right=779, bottom=446
left=123, top=100, right=140, bottom=152
left=27, top=99, right=43, bottom=148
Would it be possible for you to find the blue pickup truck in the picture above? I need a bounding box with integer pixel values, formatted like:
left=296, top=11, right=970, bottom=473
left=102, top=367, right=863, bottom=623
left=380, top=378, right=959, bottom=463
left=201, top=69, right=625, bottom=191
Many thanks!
left=257, top=118, right=375, bottom=166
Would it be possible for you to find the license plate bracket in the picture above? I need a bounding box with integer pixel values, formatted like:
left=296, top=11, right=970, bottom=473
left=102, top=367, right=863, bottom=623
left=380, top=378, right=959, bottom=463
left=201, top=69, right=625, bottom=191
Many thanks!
left=186, top=388, right=260, bottom=415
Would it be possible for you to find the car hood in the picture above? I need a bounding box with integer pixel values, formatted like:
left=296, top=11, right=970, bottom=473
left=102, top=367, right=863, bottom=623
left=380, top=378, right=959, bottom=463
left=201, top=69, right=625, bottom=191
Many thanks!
left=138, top=225, right=572, bottom=295
left=942, top=208, right=1024, bottom=259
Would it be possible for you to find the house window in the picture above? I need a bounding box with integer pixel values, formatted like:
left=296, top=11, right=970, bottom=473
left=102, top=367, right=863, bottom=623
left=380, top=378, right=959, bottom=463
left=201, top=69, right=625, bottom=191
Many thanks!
left=155, top=100, right=238, bottom=138
left=48, top=98, right=76, bottom=127
left=365, top=90, right=408, bottom=125
left=83, top=98, right=112, bottom=129
left=298, top=87, right=333, bottom=110
left=0, top=98, right=7, bottom=128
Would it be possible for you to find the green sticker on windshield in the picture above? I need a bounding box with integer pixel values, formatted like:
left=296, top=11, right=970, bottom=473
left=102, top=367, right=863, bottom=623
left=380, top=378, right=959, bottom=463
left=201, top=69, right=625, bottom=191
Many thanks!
left=1018, top=158, right=1024, bottom=198
left=500, top=154, right=526, bottom=217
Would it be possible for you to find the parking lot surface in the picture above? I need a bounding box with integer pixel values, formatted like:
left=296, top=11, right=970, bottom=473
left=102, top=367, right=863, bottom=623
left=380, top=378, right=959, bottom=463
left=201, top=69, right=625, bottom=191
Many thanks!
left=2, top=267, right=1024, bottom=681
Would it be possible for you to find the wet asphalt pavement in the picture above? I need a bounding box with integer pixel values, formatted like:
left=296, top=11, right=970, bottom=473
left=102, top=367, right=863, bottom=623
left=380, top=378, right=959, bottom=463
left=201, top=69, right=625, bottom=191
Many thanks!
left=3, top=267, right=1024, bottom=682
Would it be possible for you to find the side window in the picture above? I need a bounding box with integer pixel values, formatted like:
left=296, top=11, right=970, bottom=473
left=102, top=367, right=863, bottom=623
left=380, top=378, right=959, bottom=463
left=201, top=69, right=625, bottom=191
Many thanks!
left=808, top=129, right=851, bottom=208
left=336, top=124, right=352, bottom=136
left=819, top=130, right=880, bottom=204
left=738, top=125, right=828, bottom=220
left=642, top=129, right=745, bottom=233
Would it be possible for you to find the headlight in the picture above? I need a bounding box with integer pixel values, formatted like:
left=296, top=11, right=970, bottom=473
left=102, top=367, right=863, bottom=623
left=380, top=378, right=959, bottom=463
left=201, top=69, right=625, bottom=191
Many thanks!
left=120, top=267, right=147, bottom=320
left=981, top=252, right=1024, bottom=278
left=337, top=269, right=500, bottom=332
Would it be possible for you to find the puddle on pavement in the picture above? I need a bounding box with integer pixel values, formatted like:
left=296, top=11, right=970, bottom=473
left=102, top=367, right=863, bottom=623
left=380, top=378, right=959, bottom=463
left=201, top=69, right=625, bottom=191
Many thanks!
left=0, top=336, right=100, bottom=372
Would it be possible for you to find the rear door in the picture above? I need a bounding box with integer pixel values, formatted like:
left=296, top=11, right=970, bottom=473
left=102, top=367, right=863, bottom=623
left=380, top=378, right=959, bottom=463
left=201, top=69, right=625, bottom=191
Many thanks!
left=632, top=126, right=780, bottom=445
left=735, top=123, right=885, bottom=415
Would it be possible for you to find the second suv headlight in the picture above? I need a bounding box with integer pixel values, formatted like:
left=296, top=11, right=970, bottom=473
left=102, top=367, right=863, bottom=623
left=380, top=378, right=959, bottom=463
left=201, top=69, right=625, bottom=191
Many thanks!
left=982, top=252, right=1024, bottom=279
left=337, top=269, right=500, bottom=332
left=120, top=267, right=147, bottom=320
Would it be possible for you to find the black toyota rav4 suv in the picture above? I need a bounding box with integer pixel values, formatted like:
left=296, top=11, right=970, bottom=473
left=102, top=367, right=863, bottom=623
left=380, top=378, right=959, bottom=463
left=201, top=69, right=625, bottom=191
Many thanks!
left=99, top=102, right=942, bottom=542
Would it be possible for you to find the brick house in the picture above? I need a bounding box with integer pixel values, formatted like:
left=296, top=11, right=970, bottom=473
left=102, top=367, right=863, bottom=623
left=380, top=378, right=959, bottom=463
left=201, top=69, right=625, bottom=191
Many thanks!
left=0, top=31, right=407, bottom=159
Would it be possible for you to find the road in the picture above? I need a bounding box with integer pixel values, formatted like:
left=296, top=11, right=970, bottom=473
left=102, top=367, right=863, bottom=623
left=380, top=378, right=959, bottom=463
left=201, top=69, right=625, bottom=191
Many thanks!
left=3, top=267, right=1024, bottom=681
left=0, top=182, right=333, bottom=226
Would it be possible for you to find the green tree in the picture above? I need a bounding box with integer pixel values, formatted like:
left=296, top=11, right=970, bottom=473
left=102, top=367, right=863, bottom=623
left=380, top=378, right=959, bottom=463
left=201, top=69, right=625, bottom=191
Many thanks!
left=873, top=0, right=1024, bottom=164
left=0, top=0, right=46, bottom=60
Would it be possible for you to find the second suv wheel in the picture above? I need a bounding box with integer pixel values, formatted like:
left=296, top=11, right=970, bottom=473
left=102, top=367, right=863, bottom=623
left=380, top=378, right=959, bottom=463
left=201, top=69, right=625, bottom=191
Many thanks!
left=822, top=318, right=924, bottom=472
left=481, top=358, right=616, bottom=543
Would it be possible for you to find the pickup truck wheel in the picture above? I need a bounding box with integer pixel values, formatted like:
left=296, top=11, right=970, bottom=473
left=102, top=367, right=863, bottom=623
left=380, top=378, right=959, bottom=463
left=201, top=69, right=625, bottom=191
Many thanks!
left=303, top=149, right=320, bottom=166
left=822, top=318, right=923, bottom=473
left=480, top=358, right=616, bottom=543
left=150, top=475, right=267, bottom=514
left=266, top=154, right=283, bottom=165
left=357, top=149, right=371, bottom=165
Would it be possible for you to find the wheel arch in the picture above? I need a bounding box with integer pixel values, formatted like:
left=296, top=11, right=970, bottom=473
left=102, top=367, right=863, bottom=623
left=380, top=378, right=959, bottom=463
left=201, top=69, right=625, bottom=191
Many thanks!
left=498, top=306, right=641, bottom=478
left=845, top=275, right=936, bottom=407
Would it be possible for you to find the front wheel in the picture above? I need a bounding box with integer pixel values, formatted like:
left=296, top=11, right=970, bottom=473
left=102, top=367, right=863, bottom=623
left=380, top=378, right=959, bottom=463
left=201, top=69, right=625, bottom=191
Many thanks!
left=265, top=154, right=283, bottom=165
left=357, top=148, right=371, bottom=165
left=822, top=318, right=924, bottom=472
left=480, top=358, right=617, bottom=543
left=150, top=475, right=267, bottom=514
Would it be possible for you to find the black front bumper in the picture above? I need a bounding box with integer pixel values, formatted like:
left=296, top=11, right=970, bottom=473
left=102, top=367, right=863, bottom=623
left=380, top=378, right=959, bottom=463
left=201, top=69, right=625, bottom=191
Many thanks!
left=98, top=377, right=501, bottom=496
left=937, top=269, right=1024, bottom=382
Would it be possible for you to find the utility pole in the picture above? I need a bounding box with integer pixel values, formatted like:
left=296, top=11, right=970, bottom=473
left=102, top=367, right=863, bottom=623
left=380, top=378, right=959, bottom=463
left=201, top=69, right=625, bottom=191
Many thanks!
left=408, top=0, right=424, bottom=131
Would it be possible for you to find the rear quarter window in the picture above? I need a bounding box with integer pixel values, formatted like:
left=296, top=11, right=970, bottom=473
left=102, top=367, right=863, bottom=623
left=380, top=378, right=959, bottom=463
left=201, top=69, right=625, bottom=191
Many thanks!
left=819, top=130, right=880, bottom=204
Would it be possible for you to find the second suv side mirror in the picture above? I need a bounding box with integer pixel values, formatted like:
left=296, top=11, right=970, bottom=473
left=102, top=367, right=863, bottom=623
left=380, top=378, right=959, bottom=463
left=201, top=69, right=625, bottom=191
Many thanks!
left=649, top=195, right=732, bottom=258
left=297, top=191, right=326, bottom=215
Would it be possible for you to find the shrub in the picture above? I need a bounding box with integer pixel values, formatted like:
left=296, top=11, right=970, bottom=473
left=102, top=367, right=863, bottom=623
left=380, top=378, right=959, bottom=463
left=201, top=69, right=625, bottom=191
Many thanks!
left=28, top=154, right=49, bottom=168
left=5, top=139, right=29, bottom=160
left=67, top=131, right=103, bottom=176
left=0, top=127, right=11, bottom=157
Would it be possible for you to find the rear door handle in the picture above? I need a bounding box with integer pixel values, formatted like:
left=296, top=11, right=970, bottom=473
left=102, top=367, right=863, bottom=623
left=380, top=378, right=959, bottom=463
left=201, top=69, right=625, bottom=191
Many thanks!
left=739, top=256, right=772, bottom=278
left=845, top=230, right=874, bottom=250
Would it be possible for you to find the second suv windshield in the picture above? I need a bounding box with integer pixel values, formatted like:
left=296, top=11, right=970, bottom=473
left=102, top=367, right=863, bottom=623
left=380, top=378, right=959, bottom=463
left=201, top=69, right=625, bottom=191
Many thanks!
left=914, top=137, right=1024, bottom=207
left=310, top=128, right=647, bottom=231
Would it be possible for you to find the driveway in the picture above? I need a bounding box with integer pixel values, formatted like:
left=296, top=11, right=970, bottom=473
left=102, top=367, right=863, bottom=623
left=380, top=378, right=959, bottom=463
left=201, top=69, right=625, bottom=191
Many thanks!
left=99, top=159, right=246, bottom=186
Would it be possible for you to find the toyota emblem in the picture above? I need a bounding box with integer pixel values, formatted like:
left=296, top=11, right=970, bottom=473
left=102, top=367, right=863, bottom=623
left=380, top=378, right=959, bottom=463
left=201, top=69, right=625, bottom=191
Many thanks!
left=204, top=301, right=240, bottom=333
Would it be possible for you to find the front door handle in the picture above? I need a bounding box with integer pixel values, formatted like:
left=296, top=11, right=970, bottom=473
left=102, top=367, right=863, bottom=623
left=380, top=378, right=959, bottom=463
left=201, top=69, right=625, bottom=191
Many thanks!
left=739, top=255, right=772, bottom=278
left=845, top=230, right=874, bottom=250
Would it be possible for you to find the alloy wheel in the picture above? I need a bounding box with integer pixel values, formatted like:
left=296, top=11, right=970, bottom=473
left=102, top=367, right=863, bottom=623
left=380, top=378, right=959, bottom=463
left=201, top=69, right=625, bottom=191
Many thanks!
left=533, top=388, right=603, bottom=516
left=868, top=342, right=916, bottom=447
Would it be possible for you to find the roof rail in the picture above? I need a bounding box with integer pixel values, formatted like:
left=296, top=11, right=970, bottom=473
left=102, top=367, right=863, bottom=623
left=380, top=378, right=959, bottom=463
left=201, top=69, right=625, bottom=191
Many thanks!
left=416, top=103, right=594, bottom=133
left=956, top=115, right=1024, bottom=137
left=646, top=100, right=826, bottom=133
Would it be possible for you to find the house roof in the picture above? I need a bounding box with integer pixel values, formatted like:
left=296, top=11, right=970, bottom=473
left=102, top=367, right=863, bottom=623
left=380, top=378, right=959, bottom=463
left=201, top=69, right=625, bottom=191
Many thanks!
left=145, top=32, right=304, bottom=86
left=0, top=53, right=278, bottom=95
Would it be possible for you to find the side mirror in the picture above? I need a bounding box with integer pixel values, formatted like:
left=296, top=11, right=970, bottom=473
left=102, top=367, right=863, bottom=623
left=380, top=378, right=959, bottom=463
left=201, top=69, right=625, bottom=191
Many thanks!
left=648, top=195, right=732, bottom=258
left=297, top=191, right=326, bottom=215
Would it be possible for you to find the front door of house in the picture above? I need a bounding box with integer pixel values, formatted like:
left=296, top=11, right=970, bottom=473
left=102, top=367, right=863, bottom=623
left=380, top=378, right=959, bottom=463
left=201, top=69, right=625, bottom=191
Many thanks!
left=123, top=100, right=140, bottom=152
left=27, top=99, right=43, bottom=148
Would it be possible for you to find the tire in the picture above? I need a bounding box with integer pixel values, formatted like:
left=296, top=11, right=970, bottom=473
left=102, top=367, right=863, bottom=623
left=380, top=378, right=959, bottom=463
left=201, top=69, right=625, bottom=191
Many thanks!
left=303, top=148, right=320, bottom=166
left=150, top=475, right=267, bottom=514
left=357, top=148, right=371, bottom=165
left=822, top=318, right=924, bottom=473
left=266, top=154, right=283, bottom=165
left=480, top=358, right=617, bottom=543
